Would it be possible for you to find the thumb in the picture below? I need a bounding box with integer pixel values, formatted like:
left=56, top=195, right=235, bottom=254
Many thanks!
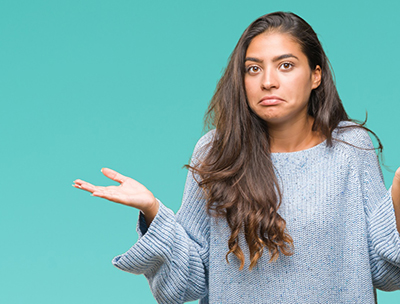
left=392, top=167, right=400, bottom=206
left=101, top=168, right=128, bottom=184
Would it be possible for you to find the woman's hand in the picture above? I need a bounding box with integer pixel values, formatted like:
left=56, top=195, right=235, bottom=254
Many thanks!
left=73, top=168, right=159, bottom=226
left=392, top=167, right=400, bottom=233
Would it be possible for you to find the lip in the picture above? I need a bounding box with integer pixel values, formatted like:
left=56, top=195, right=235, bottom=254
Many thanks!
left=259, top=95, right=285, bottom=106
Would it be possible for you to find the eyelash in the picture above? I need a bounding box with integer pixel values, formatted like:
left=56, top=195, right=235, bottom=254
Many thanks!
left=245, top=62, right=294, bottom=74
left=280, top=62, right=294, bottom=70
left=246, top=66, right=261, bottom=73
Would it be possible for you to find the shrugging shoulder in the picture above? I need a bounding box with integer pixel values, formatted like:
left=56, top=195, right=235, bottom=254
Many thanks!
left=111, top=130, right=215, bottom=304
left=335, top=122, right=400, bottom=290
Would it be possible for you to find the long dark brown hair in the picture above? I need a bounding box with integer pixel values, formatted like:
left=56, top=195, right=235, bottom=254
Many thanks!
left=187, top=12, right=382, bottom=270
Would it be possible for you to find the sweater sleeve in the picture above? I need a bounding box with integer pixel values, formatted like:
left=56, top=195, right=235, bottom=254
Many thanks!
left=111, top=132, right=214, bottom=303
left=356, top=130, right=400, bottom=291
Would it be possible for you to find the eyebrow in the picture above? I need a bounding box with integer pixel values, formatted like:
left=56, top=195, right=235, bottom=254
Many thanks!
left=245, top=53, right=299, bottom=63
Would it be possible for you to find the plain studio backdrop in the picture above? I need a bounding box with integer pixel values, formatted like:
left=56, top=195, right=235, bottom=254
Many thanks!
left=1, top=0, right=399, bottom=303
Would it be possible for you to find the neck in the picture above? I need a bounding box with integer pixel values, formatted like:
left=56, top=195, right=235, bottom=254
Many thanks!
left=268, top=116, right=323, bottom=153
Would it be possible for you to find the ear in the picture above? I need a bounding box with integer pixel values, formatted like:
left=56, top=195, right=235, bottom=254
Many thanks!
left=311, top=65, right=322, bottom=89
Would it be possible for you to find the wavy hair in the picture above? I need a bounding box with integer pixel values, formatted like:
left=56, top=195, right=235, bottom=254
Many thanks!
left=187, top=12, right=381, bottom=270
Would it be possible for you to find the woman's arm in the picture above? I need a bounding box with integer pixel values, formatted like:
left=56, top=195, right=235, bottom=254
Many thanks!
left=356, top=132, right=400, bottom=290
left=111, top=169, right=210, bottom=303
left=391, top=167, right=400, bottom=233
left=73, top=131, right=214, bottom=303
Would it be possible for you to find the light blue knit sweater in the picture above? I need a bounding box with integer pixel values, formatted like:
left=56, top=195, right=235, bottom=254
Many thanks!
left=112, top=123, right=400, bottom=303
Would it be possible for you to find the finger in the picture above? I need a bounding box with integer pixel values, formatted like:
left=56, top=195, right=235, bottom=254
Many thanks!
left=73, top=179, right=88, bottom=185
left=73, top=180, right=86, bottom=189
left=73, top=183, right=93, bottom=193
left=395, top=167, right=400, bottom=180
left=392, top=167, right=400, bottom=206
left=80, top=182, right=98, bottom=192
left=75, top=181, right=103, bottom=193
left=92, top=189, right=122, bottom=204
left=101, top=168, right=128, bottom=184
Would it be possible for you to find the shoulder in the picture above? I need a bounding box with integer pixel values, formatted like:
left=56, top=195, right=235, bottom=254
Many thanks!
left=194, top=129, right=216, bottom=151
left=332, top=121, right=374, bottom=150
left=191, top=129, right=216, bottom=164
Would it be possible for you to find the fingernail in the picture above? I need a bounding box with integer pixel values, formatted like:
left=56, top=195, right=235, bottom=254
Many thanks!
left=101, top=168, right=104, bottom=172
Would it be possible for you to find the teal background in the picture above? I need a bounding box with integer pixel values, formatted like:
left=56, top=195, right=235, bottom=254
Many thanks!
left=1, top=0, right=399, bottom=303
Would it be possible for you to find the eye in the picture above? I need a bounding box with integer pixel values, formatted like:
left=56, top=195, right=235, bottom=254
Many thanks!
left=280, top=62, right=294, bottom=70
left=246, top=65, right=261, bottom=75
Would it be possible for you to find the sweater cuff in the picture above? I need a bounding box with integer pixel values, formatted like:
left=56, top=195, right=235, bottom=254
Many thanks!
left=369, top=187, right=400, bottom=265
left=112, top=200, right=177, bottom=276
left=136, top=199, right=163, bottom=237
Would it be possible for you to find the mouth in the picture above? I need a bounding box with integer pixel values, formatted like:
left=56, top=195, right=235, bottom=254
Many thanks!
left=259, top=96, right=285, bottom=106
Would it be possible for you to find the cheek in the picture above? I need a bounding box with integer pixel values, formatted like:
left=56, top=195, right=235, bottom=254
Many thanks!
left=289, top=73, right=313, bottom=99
left=244, top=79, right=257, bottom=101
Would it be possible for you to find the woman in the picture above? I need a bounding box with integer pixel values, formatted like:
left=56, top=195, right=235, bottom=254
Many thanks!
left=74, top=12, right=400, bottom=303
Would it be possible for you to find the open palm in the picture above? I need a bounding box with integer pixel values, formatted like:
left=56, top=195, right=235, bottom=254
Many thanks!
left=73, top=168, right=159, bottom=223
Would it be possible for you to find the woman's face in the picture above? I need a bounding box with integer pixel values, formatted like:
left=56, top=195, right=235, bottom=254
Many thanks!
left=244, top=32, right=321, bottom=127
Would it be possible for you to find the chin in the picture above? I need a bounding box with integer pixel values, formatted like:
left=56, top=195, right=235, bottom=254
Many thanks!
left=257, top=114, right=284, bottom=125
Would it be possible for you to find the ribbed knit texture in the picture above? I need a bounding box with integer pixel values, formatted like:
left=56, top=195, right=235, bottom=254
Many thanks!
left=112, top=122, right=400, bottom=303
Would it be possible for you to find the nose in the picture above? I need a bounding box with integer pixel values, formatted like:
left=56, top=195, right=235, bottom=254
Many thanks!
left=261, top=68, right=279, bottom=90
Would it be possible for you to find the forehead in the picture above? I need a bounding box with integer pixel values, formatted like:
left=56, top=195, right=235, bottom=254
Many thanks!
left=246, top=32, right=304, bottom=58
